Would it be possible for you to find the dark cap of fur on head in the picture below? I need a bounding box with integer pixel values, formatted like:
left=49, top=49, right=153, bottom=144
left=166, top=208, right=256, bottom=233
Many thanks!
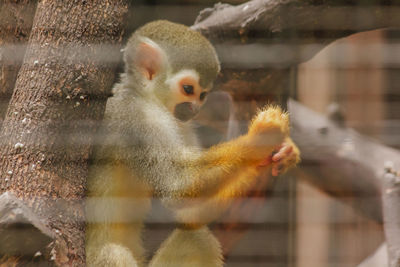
left=125, top=20, right=220, bottom=88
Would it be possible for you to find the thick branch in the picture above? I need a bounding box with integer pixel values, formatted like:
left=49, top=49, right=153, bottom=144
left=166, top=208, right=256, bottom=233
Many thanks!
left=289, top=99, right=400, bottom=223
left=357, top=243, right=388, bottom=267
left=382, top=170, right=400, bottom=267
left=192, top=0, right=400, bottom=67
left=0, top=192, right=55, bottom=258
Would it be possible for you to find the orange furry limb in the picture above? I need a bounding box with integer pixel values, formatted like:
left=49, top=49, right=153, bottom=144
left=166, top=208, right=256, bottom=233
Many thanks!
left=174, top=106, right=292, bottom=200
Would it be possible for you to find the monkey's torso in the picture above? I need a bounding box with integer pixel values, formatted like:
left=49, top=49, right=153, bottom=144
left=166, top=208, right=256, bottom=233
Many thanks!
left=86, top=20, right=299, bottom=267
left=86, top=83, right=210, bottom=266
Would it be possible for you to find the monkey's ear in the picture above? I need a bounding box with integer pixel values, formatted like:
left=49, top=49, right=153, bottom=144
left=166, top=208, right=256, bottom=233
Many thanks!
left=134, top=38, right=166, bottom=81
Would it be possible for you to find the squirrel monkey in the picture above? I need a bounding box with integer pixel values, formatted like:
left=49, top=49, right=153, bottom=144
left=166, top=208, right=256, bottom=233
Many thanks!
left=86, top=20, right=300, bottom=267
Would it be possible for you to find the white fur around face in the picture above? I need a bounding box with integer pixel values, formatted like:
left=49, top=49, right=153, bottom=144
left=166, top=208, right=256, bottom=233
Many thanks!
left=165, top=69, right=201, bottom=112
left=166, top=69, right=200, bottom=89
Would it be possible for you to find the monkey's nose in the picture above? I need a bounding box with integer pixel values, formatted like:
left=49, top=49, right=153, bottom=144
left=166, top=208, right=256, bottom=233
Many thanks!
left=174, top=102, right=200, bottom=122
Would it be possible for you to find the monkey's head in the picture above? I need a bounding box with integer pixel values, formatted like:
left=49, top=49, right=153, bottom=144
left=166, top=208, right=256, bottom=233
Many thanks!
left=124, top=20, right=220, bottom=122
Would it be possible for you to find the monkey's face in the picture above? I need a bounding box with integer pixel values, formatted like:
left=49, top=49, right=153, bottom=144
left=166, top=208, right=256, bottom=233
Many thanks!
left=165, top=69, right=210, bottom=122
left=127, top=35, right=218, bottom=121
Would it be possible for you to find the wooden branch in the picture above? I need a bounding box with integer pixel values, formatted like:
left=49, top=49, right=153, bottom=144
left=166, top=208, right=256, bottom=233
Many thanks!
left=382, top=169, right=400, bottom=267
left=191, top=1, right=400, bottom=124
left=289, top=99, right=400, bottom=223
left=192, top=0, right=400, bottom=66
left=357, top=243, right=388, bottom=267
left=0, top=192, right=55, bottom=258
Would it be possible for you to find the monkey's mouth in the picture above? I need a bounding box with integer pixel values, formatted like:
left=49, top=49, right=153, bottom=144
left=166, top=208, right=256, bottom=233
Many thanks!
left=174, top=102, right=199, bottom=122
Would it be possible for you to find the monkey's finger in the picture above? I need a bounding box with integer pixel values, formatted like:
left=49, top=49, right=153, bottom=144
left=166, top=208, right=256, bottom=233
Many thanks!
left=272, top=145, right=293, bottom=162
left=274, top=157, right=298, bottom=175
left=271, top=145, right=283, bottom=156
left=272, top=164, right=280, bottom=176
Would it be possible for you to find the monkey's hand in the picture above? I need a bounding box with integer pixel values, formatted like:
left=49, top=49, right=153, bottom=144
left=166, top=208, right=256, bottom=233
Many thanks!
left=245, top=106, right=290, bottom=163
left=249, top=106, right=289, bottom=137
left=258, top=137, right=300, bottom=176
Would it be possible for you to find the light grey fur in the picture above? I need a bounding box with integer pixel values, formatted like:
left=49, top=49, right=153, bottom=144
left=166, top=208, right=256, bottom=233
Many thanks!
left=86, top=20, right=288, bottom=267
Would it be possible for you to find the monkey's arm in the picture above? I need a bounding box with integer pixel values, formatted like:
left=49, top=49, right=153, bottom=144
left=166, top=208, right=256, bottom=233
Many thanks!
left=147, top=106, right=293, bottom=206
left=172, top=136, right=300, bottom=225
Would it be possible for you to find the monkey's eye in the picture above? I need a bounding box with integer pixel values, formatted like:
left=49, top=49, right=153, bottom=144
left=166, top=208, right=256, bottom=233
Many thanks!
left=182, top=85, right=194, bottom=95
left=200, top=91, right=208, bottom=101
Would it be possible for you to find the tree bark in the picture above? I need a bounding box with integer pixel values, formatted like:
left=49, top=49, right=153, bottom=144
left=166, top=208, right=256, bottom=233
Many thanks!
left=192, top=0, right=400, bottom=122
left=0, top=192, right=55, bottom=258
left=192, top=0, right=400, bottom=66
left=0, top=0, right=129, bottom=265
left=0, top=0, right=36, bottom=128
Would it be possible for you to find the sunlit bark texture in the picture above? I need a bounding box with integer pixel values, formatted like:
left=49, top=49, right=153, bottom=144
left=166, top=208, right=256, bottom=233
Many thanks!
left=192, top=0, right=400, bottom=122
left=0, top=0, right=129, bottom=265
left=0, top=0, right=36, bottom=128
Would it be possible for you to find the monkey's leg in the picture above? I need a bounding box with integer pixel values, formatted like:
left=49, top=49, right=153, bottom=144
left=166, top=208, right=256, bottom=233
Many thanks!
left=87, top=236, right=139, bottom=267
left=149, top=226, right=223, bottom=267
left=87, top=216, right=147, bottom=267
left=86, top=165, right=151, bottom=267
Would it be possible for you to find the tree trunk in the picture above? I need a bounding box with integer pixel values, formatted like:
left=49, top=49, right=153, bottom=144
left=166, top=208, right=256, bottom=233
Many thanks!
left=0, top=0, right=129, bottom=265
left=0, top=0, right=36, bottom=128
